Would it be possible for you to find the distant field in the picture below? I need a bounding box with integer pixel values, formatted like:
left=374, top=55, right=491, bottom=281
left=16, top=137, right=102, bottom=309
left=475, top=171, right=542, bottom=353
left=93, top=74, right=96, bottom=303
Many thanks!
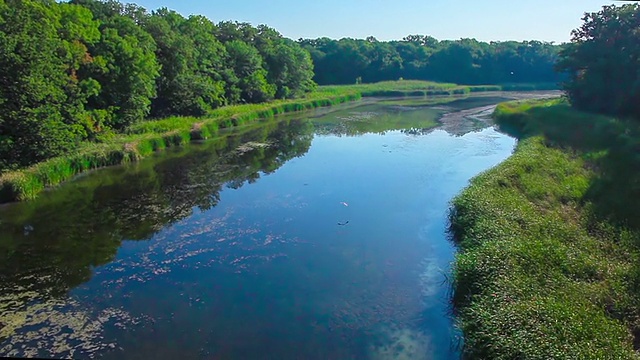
left=321, top=80, right=558, bottom=97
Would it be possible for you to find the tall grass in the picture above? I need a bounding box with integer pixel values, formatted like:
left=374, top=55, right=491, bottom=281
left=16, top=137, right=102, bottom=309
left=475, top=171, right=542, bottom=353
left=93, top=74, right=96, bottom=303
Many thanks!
left=320, top=80, right=558, bottom=98
left=498, top=82, right=560, bottom=91
left=0, top=91, right=360, bottom=203
left=450, top=99, right=640, bottom=359
left=321, top=80, right=466, bottom=97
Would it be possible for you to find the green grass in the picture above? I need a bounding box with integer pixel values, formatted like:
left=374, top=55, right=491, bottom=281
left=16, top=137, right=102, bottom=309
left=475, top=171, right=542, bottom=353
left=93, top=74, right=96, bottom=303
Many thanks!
left=497, top=82, right=560, bottom=91
left=126, top=89, right=359, bottom=136
left=320, top=80, right=463, bottom=97
left=320, top=80, right=558, bottom=98
left=377, top=97, right=464, bottom=107
left=450, top=99, right=640, bottom=359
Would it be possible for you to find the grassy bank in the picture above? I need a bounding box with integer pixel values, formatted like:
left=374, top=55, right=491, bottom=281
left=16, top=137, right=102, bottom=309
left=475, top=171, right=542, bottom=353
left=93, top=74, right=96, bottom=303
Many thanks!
left=320, top=80, right=468, bottom=97
left=450, top=99, right=640, bottom=358
left=320, top=80, right=558, bottom=97
left=0, top=90, right=360, bottom=203
left=0, top=80, right=559, bottom=203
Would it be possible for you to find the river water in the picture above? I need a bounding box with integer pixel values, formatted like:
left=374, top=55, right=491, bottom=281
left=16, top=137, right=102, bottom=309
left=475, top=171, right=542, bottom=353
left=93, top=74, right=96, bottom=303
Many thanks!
left=0, top=92, right=556, bottom=359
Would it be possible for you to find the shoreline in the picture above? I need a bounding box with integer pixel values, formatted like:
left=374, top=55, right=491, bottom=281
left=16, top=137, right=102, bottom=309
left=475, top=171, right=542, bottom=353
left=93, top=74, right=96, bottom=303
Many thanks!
left=0, top=92, right=360, bottom=203
left=449, top=99, right=640, bottom=358
left=0, top=82, right=560, bottom=204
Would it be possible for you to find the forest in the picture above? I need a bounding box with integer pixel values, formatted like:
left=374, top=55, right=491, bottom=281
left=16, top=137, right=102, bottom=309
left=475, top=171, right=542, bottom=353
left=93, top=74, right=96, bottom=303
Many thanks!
left=0, top=0, right=568, bottom=172
left=558, top=4, right=640, bottom=120
left=301, top=36, right=562, bottom=85
left=0, top=0, right=316, bottom=170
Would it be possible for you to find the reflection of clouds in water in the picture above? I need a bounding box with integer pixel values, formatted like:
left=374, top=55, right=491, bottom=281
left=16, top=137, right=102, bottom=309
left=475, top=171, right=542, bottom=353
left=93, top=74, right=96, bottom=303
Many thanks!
left=317, top=223, right=445, bottom=347
left=369, top=325, right=433, bottom=360
left=0, top=289, right=145, bottom=359
left=325, top=282, right=422, bottom=333
left=417, top=227, right=446, bottom=305
left=95, top=207, right=301, bottom=289
left=470, top=132, right=504, bottom=157
left=321, top=255, right=428, bottom=337
left=419, top=258, right=444, bottom=307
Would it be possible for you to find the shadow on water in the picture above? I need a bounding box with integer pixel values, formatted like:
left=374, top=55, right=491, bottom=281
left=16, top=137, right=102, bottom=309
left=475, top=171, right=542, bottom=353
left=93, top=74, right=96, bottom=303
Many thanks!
left=1, top=120, right=314, bottom=283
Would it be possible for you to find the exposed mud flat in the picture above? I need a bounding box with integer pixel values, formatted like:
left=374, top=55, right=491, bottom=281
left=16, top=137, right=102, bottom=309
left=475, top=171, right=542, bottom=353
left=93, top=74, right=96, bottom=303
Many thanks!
left=435, top=91, right=561, bottom=135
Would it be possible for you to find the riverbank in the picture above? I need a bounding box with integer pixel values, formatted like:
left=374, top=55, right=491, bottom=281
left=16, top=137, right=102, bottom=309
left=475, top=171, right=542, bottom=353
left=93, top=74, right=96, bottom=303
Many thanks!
left=0, top=90, right=360, bottom=203
left=450, top=99, right=640, bottom=358
left=0, top=81, right=557, bottom=203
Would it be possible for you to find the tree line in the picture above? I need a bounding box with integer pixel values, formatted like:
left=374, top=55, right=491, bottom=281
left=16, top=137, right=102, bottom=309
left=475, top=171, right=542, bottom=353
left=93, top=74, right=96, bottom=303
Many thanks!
left=300, top=36, right=564, bottom=85
left=0, top=0, right=581, bottom=172
left=0, top=0, right=315, bottom=170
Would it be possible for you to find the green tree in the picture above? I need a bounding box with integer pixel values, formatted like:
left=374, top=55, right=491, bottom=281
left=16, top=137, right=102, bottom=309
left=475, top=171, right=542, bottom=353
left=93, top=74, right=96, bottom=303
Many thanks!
left=73, top=0, right=159, bottom=130
left=264, top=38, right=316, bottom=98
left=225, top=40, right=275, bottom=103
left=302, top=35, right=562, bottom=85
left=302, top=38, right=371, bottom=85
left=145, top=9, right=226, bottom=116
left=364, top=41, right=403, bottom=82
left=389, top=41, right=430, bottom=80
left=182, top=15, right=227, bottom=106
left=557, top=4, right=640, bottom=119
left=0, top=0, right=99, bottom=169
left=402, top=34, right=439, bottom=48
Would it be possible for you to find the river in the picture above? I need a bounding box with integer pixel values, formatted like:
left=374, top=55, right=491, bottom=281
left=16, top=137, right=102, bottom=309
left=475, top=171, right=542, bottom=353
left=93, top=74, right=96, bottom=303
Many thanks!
left=0, top=91, right=558, bottom=359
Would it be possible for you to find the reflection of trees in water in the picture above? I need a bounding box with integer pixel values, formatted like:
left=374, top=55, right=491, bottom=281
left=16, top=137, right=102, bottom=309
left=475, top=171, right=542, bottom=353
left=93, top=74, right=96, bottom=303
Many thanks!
left=0, top=119, right=314, bottom=317
left=312, top=99, right=508, bottom=138
left=313, top=106, right=439, bottom=137
left=315, top=94, right=559, bottom=138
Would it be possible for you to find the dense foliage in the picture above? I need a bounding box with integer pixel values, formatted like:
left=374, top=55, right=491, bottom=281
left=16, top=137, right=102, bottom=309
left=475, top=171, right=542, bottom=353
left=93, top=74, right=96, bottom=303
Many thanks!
left=0, top=0, right=315, bottom=170
left=0, top=0, right=99, bottom=169
left=557, top=4, right=640, bottom=120
left=300, top=36, right=564, bottom=85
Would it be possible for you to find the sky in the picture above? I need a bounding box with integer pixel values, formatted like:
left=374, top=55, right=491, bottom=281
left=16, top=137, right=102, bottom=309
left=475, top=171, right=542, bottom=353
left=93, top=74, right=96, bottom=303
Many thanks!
left=130, top=0, right=629, bottom=43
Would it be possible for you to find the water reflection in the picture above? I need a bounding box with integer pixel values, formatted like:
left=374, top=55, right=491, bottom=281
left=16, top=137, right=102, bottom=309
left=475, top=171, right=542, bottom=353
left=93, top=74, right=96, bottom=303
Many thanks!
left=0, top=119, right=315, bottom=357
left=313, top=104, right=443, bottom=137
left=0, top=95, right=527, bottom=359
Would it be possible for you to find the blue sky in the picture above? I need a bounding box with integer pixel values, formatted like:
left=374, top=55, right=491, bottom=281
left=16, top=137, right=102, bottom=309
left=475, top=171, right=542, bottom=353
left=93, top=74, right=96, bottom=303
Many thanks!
left=130, top=0, right=624, bottom=43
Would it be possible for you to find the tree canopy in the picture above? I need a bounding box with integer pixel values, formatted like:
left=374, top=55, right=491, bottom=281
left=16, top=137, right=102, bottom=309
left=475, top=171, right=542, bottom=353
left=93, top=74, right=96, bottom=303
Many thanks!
left=557, top=4, right=640, bottom=120
left=300, top=36, right=563, bottom=85
left=0, top=0, right=316, bottom=170
left=0, top=0, right=99, bottom=168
